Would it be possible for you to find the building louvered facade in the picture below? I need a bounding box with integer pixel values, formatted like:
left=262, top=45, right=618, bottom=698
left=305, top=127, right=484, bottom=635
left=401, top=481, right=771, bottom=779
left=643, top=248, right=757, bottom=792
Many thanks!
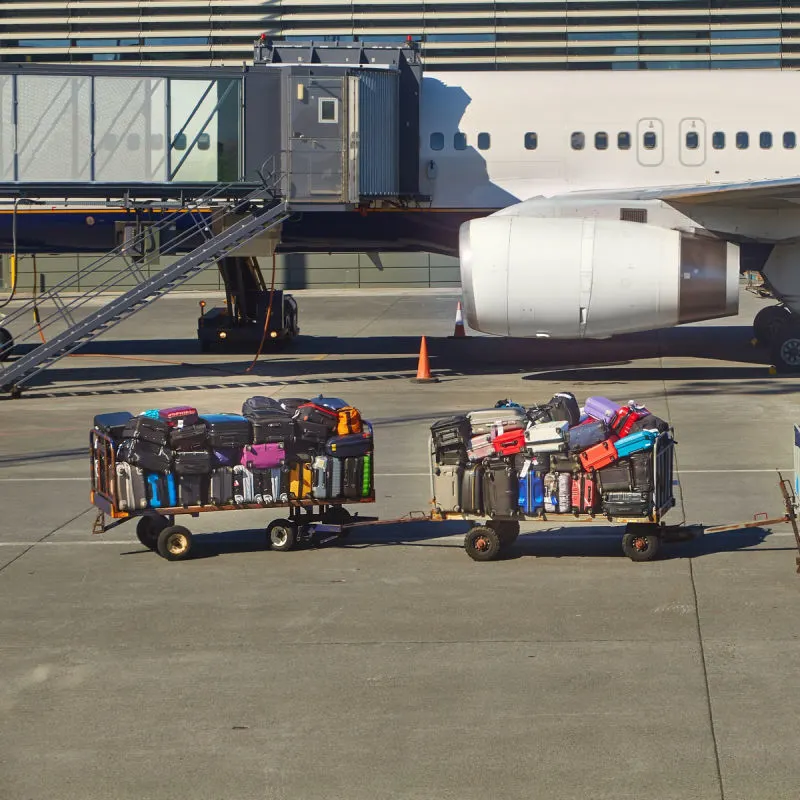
left=2, top=1, right=800, bottom=71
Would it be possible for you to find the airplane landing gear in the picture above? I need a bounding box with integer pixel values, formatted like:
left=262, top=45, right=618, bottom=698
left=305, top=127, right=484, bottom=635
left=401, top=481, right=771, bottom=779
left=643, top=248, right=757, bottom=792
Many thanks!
left=770, top=322, right=800, bottom=373
left=753, top=304, right=791, bottom=346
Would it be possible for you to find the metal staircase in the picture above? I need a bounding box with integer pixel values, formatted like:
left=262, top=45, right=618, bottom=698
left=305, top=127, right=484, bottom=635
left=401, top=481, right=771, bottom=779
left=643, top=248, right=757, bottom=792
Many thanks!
left=0, top=184, right=289, bottom=396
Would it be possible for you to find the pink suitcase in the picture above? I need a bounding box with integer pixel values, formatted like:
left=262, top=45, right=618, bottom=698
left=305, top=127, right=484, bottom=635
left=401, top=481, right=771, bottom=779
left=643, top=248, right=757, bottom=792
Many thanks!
left=240, top=442, right=285, bottom=469
left=467, top=434, right=494, bottom=462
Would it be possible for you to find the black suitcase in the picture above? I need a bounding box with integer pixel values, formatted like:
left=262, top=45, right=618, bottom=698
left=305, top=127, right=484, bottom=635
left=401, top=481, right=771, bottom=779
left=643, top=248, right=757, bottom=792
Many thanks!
left=121, top=415, right=169, bottom=446
left=602, top=491, right=651, bottom=518
left=548, top=392, right=580, bottom=426
left=94, top=411, right=134, bottom=441
left=597, top=460, right=633, bottom=493
left=117, top=438, right=172, bottom=473
left=437, top=444, right=468, bottom=466
left=343, top=457, right=363, bottom=499
left=629, top=452, right=653, bottom=491
left=629, top=414, right=670, bottom=434
left=297, top=420, right=333, bottom=450
left=548, top=452, right=577, bottom=473
left=461, top=463, right=483, bottom=514
left=202, top=415, right=251, bottom=449
left=483, top=459, right=518, bottom=518
left=241, top=396, right=284, bottom=417
left=177, top=474, right=207, bottom=507
left=249, top=413, right=295, bottom=445
left=279, top=397, right=310, bottom=415
left=173, top=450, right=212, bottom=475
left=294, top=402, right=339, bottom=432
left=431, top=416, right=470, bottom=451
left=169, top=423, right=208, bottom=452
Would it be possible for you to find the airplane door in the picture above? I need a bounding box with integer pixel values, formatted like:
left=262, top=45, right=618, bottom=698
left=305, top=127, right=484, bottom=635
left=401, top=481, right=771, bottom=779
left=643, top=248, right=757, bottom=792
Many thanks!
left=637, top=118, right=664, bottom=167
left=679, top=118, right=706, bottom=167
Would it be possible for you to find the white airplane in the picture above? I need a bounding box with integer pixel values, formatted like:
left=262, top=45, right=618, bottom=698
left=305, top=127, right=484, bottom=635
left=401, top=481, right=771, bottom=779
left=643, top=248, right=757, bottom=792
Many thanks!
left=419, top=69, right=800, bottom=371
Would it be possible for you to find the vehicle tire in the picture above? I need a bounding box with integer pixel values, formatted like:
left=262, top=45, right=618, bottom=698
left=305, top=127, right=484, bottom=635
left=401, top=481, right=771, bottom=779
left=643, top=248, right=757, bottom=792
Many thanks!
left=156, top=525, right=193, bottom=561
left=753, top=305, right=790, bottom=346
left=0, top=327, right=13, bottom=362
left=770, top=322, right=800, bottom=372
left=464, top=525, right=501, bottom=561
left=488, top=520, right=520, bottom=546
left=136, top=516, right=160, bottom=550
left=621, top=525, right=661, bottom=562
left=267, top=518, right=296, bottom=552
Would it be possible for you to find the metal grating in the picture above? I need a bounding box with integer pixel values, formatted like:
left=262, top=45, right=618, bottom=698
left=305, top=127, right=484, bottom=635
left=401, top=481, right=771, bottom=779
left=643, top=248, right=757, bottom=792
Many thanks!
left=620, top=208, right=648, bottom=224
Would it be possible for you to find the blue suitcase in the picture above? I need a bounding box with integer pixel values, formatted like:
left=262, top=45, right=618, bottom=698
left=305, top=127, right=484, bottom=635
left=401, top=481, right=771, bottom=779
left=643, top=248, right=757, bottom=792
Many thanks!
left=518, top=474, right=544, bottom=514
left=615, top=430, right=658, bottom=458
left=147, top=473, right=177, bottom=508
left=566, top=420, right=608, bottom=453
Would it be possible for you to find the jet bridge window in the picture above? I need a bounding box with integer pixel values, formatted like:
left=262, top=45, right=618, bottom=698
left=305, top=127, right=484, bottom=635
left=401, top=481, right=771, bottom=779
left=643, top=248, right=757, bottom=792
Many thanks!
left=477, top=132, right=491, bottom=150
left=784, top=131, right=797, bottom=149
left=595, top=131, right=608, bottom=150
left=571, top=132, right=585, bottom=150
left=524, top=132, right=538, bottom=150
left=643, top=131, right=657, bottom=150
left=318, top=97, right=338, bottom=124
left=712, top=131, right=726, bottom=149
left=736, top=131, right=749, bottom=149
left=617, top=131, right=631, bottom=150
left=685, top=131, right=699, bottom=150
left=430, top=132, right=444, bottom=151
left=454, top=132, right=467, bottom=150
left=760, top=131, right=772, bottom=149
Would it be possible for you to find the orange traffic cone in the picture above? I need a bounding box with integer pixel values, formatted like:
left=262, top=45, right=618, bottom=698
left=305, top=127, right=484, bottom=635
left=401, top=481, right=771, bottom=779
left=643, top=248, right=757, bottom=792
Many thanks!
left=412, top=336, right=439, bottom=384
left=452, top=300, right=467, bottom=338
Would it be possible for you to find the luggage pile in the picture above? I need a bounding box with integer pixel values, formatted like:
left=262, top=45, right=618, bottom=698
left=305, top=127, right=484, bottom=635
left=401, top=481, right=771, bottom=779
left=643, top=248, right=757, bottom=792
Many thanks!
left=430, top=393, right=671, bottom=520
left=94, top=396, right=374, bottom=513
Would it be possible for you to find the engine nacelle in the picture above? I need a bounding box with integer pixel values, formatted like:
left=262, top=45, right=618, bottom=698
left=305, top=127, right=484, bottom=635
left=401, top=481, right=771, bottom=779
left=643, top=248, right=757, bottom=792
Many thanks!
left=459, top=216, right=739, bottom=338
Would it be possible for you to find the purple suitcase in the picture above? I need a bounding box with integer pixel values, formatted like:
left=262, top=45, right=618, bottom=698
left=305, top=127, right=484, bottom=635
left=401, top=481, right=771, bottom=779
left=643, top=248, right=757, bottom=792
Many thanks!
left=584, top=396, right=621, bottom=425
left=241, top=442, right=286, bottom=469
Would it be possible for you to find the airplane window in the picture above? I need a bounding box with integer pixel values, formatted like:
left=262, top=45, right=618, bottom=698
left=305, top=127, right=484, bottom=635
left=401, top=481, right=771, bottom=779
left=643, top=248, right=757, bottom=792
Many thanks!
left=197, top=133, right=211, bottom=151
left=618, top=131, right=631, bottom=150
left=477, top=132, right=491, bottom=150
left=172, top=133, right=187, bottom=151
left=643, top=131, right=657, bottom=150
left=595, top=132, right=608, bottom=150
left=430, top=132, right=444, bottom=151
left=571, top=132, right=585, bottom=150
left=784, top=131, right=797, bottom=149
left=685, top=131, right=699, bottom=150
left=760, top=131, right=772, bottom=149
left=524, top=132, right=538, bottom=150
left=712, top=131, right=725, bottom=149
left=454, top=132, right=467, bottom=151
left=736, top=131, right=749, bottom=149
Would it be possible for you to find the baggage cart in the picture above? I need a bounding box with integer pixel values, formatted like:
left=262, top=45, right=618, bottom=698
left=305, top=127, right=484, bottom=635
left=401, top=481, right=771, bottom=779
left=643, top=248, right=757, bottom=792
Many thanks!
left=90, top=428, right=375, bottom=561
left=430, top=431, right=681, bottom=562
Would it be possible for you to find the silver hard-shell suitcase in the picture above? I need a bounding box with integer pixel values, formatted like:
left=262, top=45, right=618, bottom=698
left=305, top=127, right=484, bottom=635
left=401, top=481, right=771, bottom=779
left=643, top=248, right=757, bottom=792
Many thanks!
left=558, top=472, right=572, bottom=513
left=258, top=467, right=289, bottom=505
left=233, top=465, right=255, bottom=504
left=468, top=407, right=528, bottom=436
left=209, top=467, right=234, bottom=505
left=312, top=455, right=330, bottom=500
left=524, top=420, right=569, bottom=453
left=115, top=462, right=148, bottom=511
left=433, top=463, right=464, bottom=512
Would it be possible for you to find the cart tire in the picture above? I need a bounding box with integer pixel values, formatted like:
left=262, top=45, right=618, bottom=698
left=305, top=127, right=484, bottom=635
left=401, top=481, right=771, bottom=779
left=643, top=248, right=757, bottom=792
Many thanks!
left=753, top=304, right=789, bottom=346
left=136, top=517, right=160, bottom=550
left=488, top=520, right=520, bottom=546
left=156, top=525, right=193, bottom=561
left=267, top=518, right=296, bottom=552
left=622, top=525, right=661, bottom=562
left=465, top=526, right=502, bottom=561
left=324, top=506, right=353, bottom=537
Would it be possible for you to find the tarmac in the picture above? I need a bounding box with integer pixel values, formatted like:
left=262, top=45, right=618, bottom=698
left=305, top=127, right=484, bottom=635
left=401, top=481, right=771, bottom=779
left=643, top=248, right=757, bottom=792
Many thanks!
left=0, top=287, right=798, bottom=800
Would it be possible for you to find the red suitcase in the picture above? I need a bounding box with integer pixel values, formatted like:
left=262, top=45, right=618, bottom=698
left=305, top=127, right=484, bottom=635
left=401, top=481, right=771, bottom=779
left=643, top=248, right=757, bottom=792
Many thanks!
left=579, top=438, right=619, bottom=472
left=571, top=473, right=597, bottom=513
left=610, top=406, right=649, bottom=438
left=492, top=428, right=526, bottom=457
left=158, top=406, right=199, bottom=427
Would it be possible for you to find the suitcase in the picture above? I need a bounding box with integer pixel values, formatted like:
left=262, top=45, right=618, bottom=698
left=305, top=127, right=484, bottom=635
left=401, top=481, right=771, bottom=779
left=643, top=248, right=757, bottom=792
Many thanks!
left=94, top=411, right=133, bottom=441
left=138, top=409, right=160, bottom=419
left=278, top=397, right=310, bottom=415
left=241, top=442, right=285, bottom=469
left=610, top=406, right=649, bottom=438
left=566, top=419, right=608, bottom=453
left=492, top=428, right=526, bottom=457
left=169, top=422, right=208, bottom=452
left=543, top=472, right=559, bottom=512
left=579, top=439, right=619, bottom=472
left=431, top=416, right=471, bottom=451
left=173, top=450, right=212, bottom=475
left=433, top=463, right=464, bottom=512
left=557, top=472, right=572, bottom=512
left=147, top=473, right=177, bottom=508
left=121, top=415, right=169, bottom=446
left=212, top=448, right=243, bottom=467
left=570, top=473, right=597, bottom=514
left=467, top=434, right=495, bottom=462
left=294, top=402, right=339, bottom=432
left=461, top=463, right=483, bottom=514
left=117, top=438, right=172, bottom=473
left=342, top=457, right=363, bottom=500
left=310, top=395, right=349, bottom=411
left=177, top=474, right=207, bottom=507
left=584, top=396, right=621, bottom=425
left=296, top=419, right=334, bottom=451
left=261, top=467, right=290, bottom=504
left=337, top=406, right=363, bottom=435
left=603, top=491, right=652, bottom=518
left=437, top=444, right=468, bottom=466
left=524, top=420, right=569, bottom=453
left=483, top=459, right=518, bottom=518
left=361, top=453, right=372, bottom=497
left=518, top=473, right=544, bottom=515
left=289, top=460, right=314, bottom=500
left=325, top=432, right=372, bottom=458
left=525, top=452, right=551, bottom=473
left=615, top=430, right=658, bottom=458
left=209, top=467, right=234, bottom=505
left=549, top=452, right=579, bottom=473
left=233, top=465, right=255, bottom=504
left=629, top=452, right=653, bottom=492
left=248, top=413, right=295, bottom=446
left=468, top=407, right=528, bottom=436
left=242, top=396, right=285, bottom=417
left=202, top=414, right=252, bottom=449
left=629, top=414, right=670, bottom=434
left=597, top=460, right=633, bottom=493
left=158, top=406, right=199, bottom=427
left=312, top=456, right=339, bottom=500
left=115, top=462, right=148, bottom=511
left=548, top=392, right=580, bottom=426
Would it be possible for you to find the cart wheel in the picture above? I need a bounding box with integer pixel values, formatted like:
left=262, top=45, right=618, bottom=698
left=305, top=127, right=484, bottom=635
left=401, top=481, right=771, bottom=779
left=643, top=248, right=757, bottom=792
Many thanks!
left=267, top=518, right=297, bottom=552
left=488, top=520, right=520, bottom=546
left=622, top=525, right=661, bottom=562
left=136, top=516, right=161, bottom=550
left=324, top=506, right=352, bottom=536
left=156, top=525, right=193, bottom=561
left=464, top=526, right=501, bottom=561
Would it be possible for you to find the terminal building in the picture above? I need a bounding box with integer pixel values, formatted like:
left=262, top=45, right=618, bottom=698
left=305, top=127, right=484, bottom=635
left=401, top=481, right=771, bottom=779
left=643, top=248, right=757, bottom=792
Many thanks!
left=1, top=1, right=799, bottom=293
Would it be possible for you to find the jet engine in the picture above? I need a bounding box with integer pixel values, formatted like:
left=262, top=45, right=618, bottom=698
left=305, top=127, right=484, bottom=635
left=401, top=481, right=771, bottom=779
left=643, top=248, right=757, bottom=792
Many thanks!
left=459, top=216, right=739, bottom=338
